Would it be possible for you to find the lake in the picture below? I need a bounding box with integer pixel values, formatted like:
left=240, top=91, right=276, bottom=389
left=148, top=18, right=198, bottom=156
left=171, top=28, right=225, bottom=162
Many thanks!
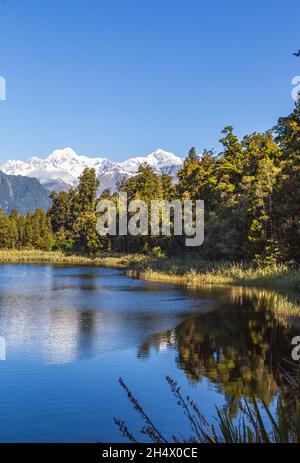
left=0, top=264, right=298, bottom=442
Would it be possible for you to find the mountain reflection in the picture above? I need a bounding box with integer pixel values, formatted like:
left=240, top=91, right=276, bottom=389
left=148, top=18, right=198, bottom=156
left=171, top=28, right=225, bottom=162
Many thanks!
left=0, top=265, right=217, bottom=364
left=0, top=264, right=299, bottom=415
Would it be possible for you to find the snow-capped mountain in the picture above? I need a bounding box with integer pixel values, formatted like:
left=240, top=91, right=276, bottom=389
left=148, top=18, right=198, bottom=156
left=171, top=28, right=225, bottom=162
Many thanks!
left=1, top=148, right=183, bottom=194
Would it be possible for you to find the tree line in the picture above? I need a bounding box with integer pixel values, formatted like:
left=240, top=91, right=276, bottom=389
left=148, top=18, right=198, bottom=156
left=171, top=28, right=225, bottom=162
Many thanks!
left=0, top=101, right=299, bottom=264
left=0, top=208, right=53, bottom=250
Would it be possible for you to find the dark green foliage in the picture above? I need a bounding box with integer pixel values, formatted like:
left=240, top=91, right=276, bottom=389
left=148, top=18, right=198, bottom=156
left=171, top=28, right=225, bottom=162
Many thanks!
left=119, top=163, right=164, bottom=203
left=273, top=101, right=300, bottom=262
left=48, top=167, right=102, bottom=254
left=0, top=207, right=53, bottom=250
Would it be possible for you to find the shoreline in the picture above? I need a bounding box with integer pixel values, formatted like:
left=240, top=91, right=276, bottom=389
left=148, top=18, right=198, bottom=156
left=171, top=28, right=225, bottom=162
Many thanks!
left=0, top=249, right=300, bottom=294
left=1, top=249, right=300, bottom=321
left=0, top=249, right=130, bottom=268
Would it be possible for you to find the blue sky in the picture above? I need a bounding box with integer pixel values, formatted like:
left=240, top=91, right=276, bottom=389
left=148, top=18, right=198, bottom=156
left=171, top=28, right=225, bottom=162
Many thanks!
left=0, top=0, right=300, bottom=163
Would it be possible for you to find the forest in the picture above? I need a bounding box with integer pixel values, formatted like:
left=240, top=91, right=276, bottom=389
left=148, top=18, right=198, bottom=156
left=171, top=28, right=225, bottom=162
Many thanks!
left=0, top=100, right=299, bottom=266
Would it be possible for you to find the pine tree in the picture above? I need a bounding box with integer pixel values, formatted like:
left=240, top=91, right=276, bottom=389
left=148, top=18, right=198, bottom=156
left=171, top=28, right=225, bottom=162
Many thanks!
left=0, top=209, right=10, bottom=248
left=24, top=212, right=33, bottom=247
left=9, top=209, right=20, bottom=248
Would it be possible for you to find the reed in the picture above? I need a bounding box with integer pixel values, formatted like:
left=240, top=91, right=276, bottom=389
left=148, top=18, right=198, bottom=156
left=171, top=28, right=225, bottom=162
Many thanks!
left=129, top=258, right=300, bottom=292
left=115, top=376, right=300, bottom=443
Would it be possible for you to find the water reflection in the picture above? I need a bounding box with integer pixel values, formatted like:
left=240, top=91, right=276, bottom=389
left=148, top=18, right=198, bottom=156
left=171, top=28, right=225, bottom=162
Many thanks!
left=0, top=264, right=300, bottom=441
left=139, top=286, right=300, bottom=415
left=0, top=265, right=299, bottom=410
left=0, top=265, right=213, bottom=364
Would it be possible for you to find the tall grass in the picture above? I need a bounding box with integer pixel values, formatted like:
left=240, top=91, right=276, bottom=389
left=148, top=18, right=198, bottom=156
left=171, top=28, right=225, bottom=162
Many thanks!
left=128, top=257, right=300, bottom=292
left=0, top=249, right=135, bottom=267
left=115, top=376, right=300, bottom=443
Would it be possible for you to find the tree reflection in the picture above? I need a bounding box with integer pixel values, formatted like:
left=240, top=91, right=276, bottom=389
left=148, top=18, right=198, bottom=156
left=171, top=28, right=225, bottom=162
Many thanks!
left=138, top=287, right=299, bottom=415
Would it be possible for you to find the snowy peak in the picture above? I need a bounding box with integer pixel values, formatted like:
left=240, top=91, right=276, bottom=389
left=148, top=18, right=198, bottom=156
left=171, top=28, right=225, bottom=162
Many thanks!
left=48, top=147, right=78, bottom=160
left=47, top=147, right=79, bottom=165
left=118, top=149, right=182, bottom=174
left=1, top=147, right=183, bottom=193
left=47, top=147, right=109, bottom=168
left=148, top=148, right=183, bottom=164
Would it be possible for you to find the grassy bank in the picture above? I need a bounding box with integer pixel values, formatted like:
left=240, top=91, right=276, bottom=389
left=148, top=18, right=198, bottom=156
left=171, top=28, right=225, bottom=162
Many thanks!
left=1, top=249, right=300, bottom=293
left=0, top=249, right=133, bottom=268
left=127, top=256, right=300, bottom=292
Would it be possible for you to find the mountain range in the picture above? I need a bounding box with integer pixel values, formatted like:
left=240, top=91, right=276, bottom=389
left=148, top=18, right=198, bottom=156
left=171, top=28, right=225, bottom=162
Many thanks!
left=1, top=148, right=184, bottom=194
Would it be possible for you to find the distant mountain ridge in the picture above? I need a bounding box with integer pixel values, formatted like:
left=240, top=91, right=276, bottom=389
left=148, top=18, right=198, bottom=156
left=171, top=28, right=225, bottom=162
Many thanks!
left=0, top=170, right=51, bottom=215
left=1, top=148, right=184, bottom=194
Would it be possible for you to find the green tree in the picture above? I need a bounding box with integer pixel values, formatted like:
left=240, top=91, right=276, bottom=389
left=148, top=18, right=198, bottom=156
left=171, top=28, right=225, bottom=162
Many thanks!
left=0, top=209, right=11, bottom=248
left=177, top=147, right=200, bottom=197
left=73, top=210, right=102, bottom=255
left=273, top=101, right=300, bottom=261
left=8, top=208, right=20, bottom=248
left=24, top=212, right=33, bottom=247
left=48, top=191, right=72, bottom=233
left=31, top=209, right=54, bottom=250
left=120, top=163, right=164, bottom=203
left=240, top=132, right=281, bottom=260
left=76, top=168, right=99, bottom=214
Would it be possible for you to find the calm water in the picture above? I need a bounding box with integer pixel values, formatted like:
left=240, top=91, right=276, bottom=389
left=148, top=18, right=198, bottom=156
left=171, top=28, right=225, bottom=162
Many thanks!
left=0, top=264, right=298, bottom=442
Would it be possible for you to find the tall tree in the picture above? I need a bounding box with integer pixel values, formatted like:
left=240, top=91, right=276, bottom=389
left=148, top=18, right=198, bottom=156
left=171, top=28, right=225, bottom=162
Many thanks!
left=177, top=147, right=200, bottom=197
left=273, top=101, right=300, bottom=261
